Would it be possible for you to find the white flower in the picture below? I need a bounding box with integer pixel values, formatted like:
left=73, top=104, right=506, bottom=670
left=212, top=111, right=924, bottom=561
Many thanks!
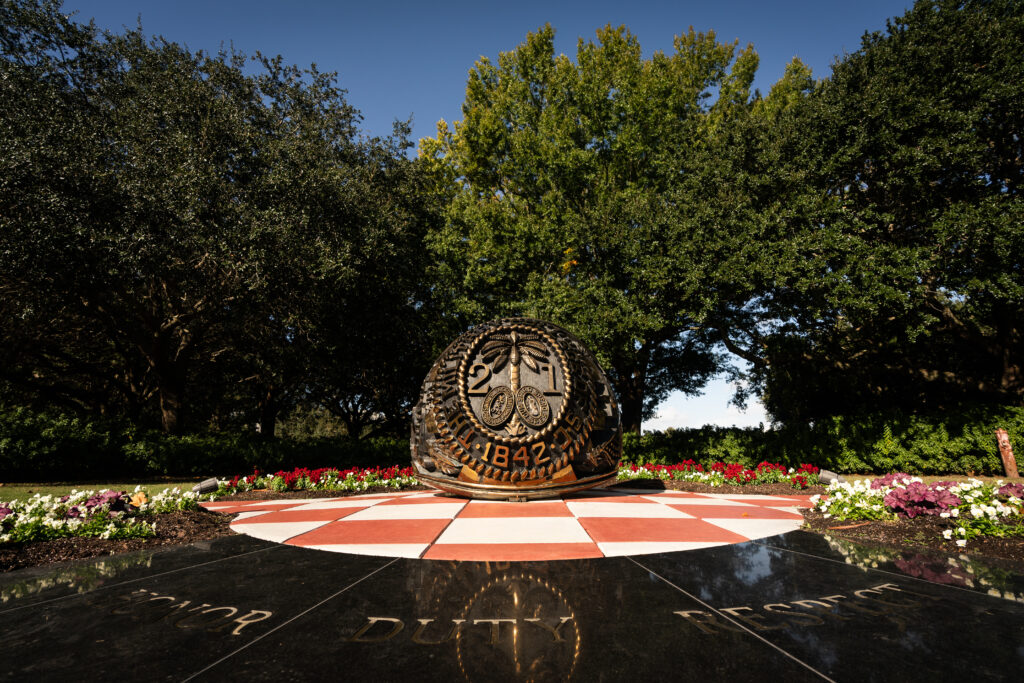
left=956, top=539, right=967, bottom=547
left=942, top=529, right=953, bottom=539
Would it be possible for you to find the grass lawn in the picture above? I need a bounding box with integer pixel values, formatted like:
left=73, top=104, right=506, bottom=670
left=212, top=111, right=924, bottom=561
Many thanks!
left=0, top=479, right=204, bottom=503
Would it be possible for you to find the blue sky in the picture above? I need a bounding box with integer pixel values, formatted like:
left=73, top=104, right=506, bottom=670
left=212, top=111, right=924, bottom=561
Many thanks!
left=68, top=0, right=912, bottom=429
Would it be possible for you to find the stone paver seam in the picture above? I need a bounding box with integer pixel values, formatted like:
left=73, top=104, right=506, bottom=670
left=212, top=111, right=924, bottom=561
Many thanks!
left=180, top=556, right=401, bottom=682
left=0, top=544, right=281, bottom=616
left=748, top=539, right=1023, bottom=604
left=625, top=556, right=837, bottom=683
left=417, top=515, right=461, bottom=559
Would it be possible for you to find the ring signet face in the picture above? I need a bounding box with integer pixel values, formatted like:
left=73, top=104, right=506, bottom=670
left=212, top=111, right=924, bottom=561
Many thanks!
left=464, top=328, right=566, bottom=438
left=411, top=318, right=622, bottom=500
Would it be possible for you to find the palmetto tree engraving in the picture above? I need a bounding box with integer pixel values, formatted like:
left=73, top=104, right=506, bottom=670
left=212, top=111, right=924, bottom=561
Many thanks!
left=481, top=331, right=548, bottom=392
left=480, top=330, right=550, bottom=435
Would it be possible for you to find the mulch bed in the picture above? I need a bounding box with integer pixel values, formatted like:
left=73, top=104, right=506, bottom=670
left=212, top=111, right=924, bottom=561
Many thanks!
left=3, top=481, right=1022, bottom=573
left=801, top=509, right=1024, bottom=569
left=0, top=509, right=232, bottom=573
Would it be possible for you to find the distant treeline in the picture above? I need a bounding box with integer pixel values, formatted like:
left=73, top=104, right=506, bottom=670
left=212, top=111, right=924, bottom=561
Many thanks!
left=1, top=403, right=1018, bottom=480
left=1, top=0, right=1021, bottom=468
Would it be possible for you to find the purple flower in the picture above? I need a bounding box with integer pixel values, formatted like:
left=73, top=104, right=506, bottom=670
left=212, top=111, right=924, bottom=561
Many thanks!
left=998, top=483, right=1024, bottom=499
left=82, top=490, right=129, bottom=514
left=871, top=473, right=914, bottom=489
left=884, top=481, right=962, bottom=518
left=0, top=506, right=12, bottom=521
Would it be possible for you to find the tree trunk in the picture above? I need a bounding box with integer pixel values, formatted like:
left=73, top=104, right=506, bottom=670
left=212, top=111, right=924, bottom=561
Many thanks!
left=257, top=388, right=278, bottom=440
left=996, top=312, right=1022, bottom=399
left=159, top=376, right=185, bottom=434
left=619, top=394, right=643, bottom=434
left=612, top=349, right=651, bottom=435
left=614, top=370, right=646, bottom=434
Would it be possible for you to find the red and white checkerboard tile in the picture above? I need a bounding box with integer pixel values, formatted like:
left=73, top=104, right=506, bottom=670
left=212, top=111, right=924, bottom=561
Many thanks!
left=202, top=488, right=813, bottom=561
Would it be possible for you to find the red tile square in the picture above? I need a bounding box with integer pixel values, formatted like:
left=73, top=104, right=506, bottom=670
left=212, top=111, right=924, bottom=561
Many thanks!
left=578, top=517, right=748, bottom=544
left=666, top=504, right=803, bottom=520
left=422, top=543, right=603, bottom=561
left=769, top=496, right=815, bottom=508
left=241, top=507, right=364, bottom=524
left=204, top=502, right=309, bottom=515
left=286, top=518, right=451, bottom=546
left=562, top=492, right=654, bottom=504
left=456, top=501, right=572, bottom=518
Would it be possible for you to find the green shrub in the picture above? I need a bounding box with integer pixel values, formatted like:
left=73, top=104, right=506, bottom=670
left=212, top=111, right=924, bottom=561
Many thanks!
left=622, top=427, right=765, bottom=468
left=4, top=402, right=1019, bottom=479
left=0, top=405, right=130, bottom=480
left=625, top=406, right=1022, bottom=475
left=120, top=432, right=410, bottom=477
left=0, top=404, right=410, bottom=480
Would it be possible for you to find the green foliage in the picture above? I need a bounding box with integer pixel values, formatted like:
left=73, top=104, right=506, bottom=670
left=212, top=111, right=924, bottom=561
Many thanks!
left=0, top=0, right=438, bottom=439
left=117, top=432, right=411, bottom=477
left=423, top=24, right=767, bottom=431
left=0, top=405, right=130, bottom=479
left=622, top=429, right=763, bottom=468
left=3, top=0, right=1021, bottom=480
left=0, top=405, right=409, bottom=480
left=737, top=0, right=1024, bottom=421
left=622, top=406, right=1023, bottom=475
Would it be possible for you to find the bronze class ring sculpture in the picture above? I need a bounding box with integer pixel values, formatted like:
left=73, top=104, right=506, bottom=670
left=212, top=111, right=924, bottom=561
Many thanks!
left=411, top=318, right=622, bottom=500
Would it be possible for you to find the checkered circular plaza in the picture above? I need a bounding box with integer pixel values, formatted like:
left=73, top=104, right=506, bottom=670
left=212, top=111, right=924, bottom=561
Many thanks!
left=202, top=488, right=813, bottom=561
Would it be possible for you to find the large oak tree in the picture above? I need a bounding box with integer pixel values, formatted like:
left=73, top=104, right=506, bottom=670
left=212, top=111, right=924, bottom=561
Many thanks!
left=422, top=24, right=765, bottom=432
left=0, top=0, right=436, bottom=435
left=727, top=0, right=1024, bottom=421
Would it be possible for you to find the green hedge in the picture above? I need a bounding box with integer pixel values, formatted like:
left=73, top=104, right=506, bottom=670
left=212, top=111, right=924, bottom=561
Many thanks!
left=0, top=405, right=409, bottom=481
left=3, top=403, right=1021, bottom=480
left=623, top=406, right=1023, bottom=476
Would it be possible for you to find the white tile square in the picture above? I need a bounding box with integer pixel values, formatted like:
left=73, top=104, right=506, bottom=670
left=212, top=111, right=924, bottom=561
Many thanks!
left=233, top=510, right=271, bottom=521
left=648, top=496, right=753, bottom=506
left=697, top=493, right=790, bottom=501
left=565, top=502, right=693, bottom=518
left=597, top=541, right=727, bottom=557
left=701, top=517, right=803, bottom=540
left=435, top=517, right=591, bottom=544
left=230, top=520, right=332, bottom=543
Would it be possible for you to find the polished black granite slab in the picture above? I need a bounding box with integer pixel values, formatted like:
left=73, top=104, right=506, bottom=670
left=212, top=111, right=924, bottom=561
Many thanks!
left=1, top=530, right=1022, bottom=681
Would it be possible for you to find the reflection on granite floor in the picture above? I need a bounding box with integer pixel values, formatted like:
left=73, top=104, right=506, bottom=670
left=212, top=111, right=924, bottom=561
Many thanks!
left=1, top=530, right=1021, bottom=681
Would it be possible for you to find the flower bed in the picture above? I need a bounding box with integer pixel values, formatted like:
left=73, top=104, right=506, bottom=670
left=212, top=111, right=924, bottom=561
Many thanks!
left=617, top=460, right=820, bottom=489
left=812, top=475, right=1024, bottom=547
left=0, top=487, right=201, bottom=544
left=214, top=465, right=419, bottom=496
